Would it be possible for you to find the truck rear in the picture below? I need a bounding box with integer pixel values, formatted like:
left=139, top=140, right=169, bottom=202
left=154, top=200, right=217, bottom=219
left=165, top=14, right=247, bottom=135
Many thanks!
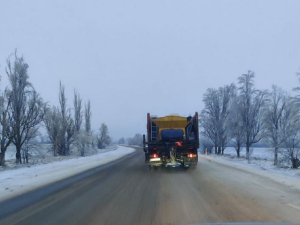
left=143, top=113, right=199, bottom=169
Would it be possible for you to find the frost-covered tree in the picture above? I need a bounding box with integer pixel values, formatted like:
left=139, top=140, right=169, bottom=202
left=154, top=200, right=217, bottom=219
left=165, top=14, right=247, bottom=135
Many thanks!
left=84, top=100, right=91, bottom=134
left=73, top=90, right=82, bottom=134
left=263, top=85, right=288, bottom=165
left=7, top=53, right=45, bottom=163
left=97, top=123, right=111, bottom=149
left=118, top=137, right=125, bottom=144
left=199, top=111, right=218, bottom=154
left=227, top=93, right=245, bottom=158
left=281, top=100, right=300, bottom=168
left=75, top=129, right=91, bottom=156
left=127, top=133, right=143, bottom=146
left=200, top=84, right=234, bottom=154
left=0, top=90, right=14, bottom=166
left=44, top=106, right=61, bottom=156
left=57, top=82, right=75, bottom=155
left=199, top=137, right=214, bottom=154
left=238, top=71, right=267, bottom=161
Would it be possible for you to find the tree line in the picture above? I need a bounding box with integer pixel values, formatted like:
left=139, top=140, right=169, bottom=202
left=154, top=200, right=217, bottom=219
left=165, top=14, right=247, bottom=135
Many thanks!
left=200, top=70, right=300, bottom=168
left=0, top=52, right=111, bottom=166
left=117, top=133, right=143, bottom=146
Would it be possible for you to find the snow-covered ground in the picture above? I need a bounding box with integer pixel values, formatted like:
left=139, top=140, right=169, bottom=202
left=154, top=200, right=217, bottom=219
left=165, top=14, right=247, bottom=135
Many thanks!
left=1, top=144, right=118, bottom=171
left=219, top=147, right=299, bottom=174
left=0, top=146, right=135, bottom=202
left=202, top=147, right=300, bottom=191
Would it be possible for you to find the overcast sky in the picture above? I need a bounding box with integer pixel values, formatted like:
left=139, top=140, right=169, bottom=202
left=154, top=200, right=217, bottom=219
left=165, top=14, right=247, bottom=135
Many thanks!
left=1, top=0, right=300, bottom=140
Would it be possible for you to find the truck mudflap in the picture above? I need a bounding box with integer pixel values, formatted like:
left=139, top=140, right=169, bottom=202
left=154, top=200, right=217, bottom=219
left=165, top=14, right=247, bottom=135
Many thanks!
left=183, top=155, right=198, bottom=168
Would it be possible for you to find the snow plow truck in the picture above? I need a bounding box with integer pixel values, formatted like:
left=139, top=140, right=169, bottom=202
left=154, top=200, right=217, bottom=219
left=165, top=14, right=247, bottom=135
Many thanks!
left=143, top=113, right=199, bottom=169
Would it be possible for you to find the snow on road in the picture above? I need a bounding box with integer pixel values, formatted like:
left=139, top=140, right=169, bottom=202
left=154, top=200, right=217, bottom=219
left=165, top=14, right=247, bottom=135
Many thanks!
left=0, top=146, right=135, bottom=202
left=201, top=153, right=300, bottom=192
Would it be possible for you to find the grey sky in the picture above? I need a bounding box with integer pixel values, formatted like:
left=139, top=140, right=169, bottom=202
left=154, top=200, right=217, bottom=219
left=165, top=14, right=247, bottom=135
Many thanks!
left=1, top=0, right=300, bottom=140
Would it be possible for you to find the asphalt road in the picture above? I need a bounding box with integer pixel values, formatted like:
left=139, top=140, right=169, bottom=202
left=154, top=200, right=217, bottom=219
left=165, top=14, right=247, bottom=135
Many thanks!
left=1, top=148, right=300, bottom=225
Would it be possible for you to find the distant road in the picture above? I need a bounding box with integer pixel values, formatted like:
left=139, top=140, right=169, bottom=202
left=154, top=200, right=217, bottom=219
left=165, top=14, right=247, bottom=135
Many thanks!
left=1, top=148, right=300, bottom=225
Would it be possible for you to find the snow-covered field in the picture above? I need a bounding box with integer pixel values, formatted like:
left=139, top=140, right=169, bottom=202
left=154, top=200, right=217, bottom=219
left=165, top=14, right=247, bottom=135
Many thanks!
left=1, top=144, right=118, bottom=171
left=220, top=147, right=298, bottom=172
left=0, top=145, right=135, bottom=202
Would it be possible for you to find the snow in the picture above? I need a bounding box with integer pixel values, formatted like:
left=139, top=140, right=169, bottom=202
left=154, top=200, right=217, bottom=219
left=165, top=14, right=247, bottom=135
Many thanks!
left=1, top=144, right=121, bottom=171
left=201, top=147, right=300, bottom=192
left=0, top=146, right=135, bottom=202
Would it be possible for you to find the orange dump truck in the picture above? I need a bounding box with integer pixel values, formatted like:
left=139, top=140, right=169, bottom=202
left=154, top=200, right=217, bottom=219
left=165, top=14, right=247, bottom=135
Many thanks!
left=143, top=113, right=199, bottom=169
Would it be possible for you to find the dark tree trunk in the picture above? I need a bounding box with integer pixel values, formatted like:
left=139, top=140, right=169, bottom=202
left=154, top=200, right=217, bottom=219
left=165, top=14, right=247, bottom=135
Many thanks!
left=246, top=143, right=250, bottom=159
left=236, top=143, right=241, bottom=158
left=291, top=158, right=299, bottom=169
left=16, top=143, right=22, bottom=164
left=217, top=146, right=221, bottom=155
left=54, top=142, right=57, bottom=157
left=0, top=152, right=5, bottom=166
left=214, top=146, right=217, bottom=154
left=274, top=147, right=278, bottom=165
left=246, top=142, right=251, bottom=163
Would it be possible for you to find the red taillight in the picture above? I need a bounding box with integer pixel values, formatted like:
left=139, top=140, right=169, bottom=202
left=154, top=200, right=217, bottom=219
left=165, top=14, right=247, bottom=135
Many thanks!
left=151, top=153, right=158, bottom=158
left=188, top=153, right=196, bottom=158
left=176, top=142, right=182, bottom=147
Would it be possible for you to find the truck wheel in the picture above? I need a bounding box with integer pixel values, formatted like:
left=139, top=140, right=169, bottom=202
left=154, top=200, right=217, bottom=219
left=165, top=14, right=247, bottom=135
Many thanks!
left=148, top=165, right=152, bottom=171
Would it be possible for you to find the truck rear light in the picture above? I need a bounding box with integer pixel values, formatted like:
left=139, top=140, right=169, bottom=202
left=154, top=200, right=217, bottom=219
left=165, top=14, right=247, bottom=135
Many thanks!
left=150, top=153, right=158, bottom=158
left=188, top=153, right=196, bottom=158
left=176, top=142, right=182, bottom=147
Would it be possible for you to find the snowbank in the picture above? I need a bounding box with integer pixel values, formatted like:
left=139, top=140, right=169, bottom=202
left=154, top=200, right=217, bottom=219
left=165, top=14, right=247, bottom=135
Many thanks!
left=200, top=154, right=300, bottom=192
left=0, top=146, right=135, bottom=202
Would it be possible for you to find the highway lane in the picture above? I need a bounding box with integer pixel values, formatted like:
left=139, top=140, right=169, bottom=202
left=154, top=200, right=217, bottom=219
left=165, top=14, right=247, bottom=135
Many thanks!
left=1, top=148, right=300, bottom=225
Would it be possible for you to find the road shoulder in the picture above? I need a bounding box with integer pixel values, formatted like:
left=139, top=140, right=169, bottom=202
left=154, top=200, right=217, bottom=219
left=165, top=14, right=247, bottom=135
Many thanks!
left=200, top=154, right=300, bottom=192
left=0, top=146, right=135, bottom=203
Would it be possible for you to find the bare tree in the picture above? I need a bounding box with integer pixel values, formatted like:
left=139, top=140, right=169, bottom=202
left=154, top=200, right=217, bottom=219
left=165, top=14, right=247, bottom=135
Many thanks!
left=238, top=71, right=268, bottom=161
left=65, top=110, right=75, bottom=154
left=0, top=90, right=14, bottom=166
left=281, top=100, right=300, bottom=168
left=6, top=53, right=45, bottom=163
left=218, top=85, right=235, bottom=154
left=97, top=123, right=111, bottom=149
left=200, top=84, right=234, bottom=154
left=127, top=133, right=143, bottom=146
left=199, top=111, right=218, bottom=154
left=75, top=129, right=89, bottom=156
left=85, top=100, right=91, bottom=134
left=118, top=137, right=125, bottom=145
left=57, top=82, right=75, bottom=155
left=58, top=81, right=67, bottom=155
left=83, top=100, right=93, bottom=152
left=263, top=85, right=288, bottom=165
left=44, top=106, right=61, bottom=156
left=73, top=90, right=82, bottom=134
left=199, top=137, right=214, bottom=154
left=227, top=93, right=245, bottom=158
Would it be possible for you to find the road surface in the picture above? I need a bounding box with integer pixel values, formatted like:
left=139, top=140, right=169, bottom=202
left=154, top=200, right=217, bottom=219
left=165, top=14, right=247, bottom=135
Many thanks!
left=1, top=148, right=300, bottom=225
